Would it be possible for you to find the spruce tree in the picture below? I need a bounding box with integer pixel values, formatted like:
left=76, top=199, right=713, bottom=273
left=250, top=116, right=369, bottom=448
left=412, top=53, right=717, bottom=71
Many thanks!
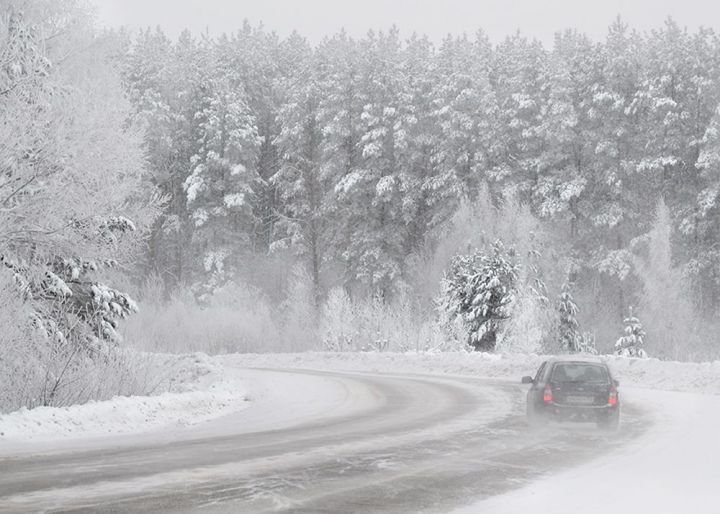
left=557, top=283, right=582, bottom=353
left=614, top=307, right=648, bottom=358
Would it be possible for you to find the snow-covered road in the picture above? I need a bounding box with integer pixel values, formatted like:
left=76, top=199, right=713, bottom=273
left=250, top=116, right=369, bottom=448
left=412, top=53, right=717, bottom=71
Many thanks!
left=457, top=387, right=720, bottom=514
left=0, top=367, right=652, bottom=513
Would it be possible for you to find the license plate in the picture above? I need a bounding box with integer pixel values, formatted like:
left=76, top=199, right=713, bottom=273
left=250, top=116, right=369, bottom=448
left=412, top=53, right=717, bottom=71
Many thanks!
left=565, top=396, right=594, bottom=405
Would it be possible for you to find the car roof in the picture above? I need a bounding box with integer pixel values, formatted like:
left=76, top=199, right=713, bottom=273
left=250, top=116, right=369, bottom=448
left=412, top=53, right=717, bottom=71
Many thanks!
left=544, top=355, right=607, bottom=365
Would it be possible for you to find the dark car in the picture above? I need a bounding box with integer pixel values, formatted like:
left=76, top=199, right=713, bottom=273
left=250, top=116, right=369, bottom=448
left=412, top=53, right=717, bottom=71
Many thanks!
left=521, top=357, right=620, bottom=429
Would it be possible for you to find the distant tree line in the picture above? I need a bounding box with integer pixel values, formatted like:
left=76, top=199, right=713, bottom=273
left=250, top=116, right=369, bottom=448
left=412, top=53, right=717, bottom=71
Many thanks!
left=124, top=20, right=720, bottom=344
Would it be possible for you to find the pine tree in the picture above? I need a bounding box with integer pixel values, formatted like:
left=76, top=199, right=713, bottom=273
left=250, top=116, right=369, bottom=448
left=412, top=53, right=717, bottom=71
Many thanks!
left=440, top=241, right=519, bottom=351
left=327, top=28, right=412, bottom=296
left=690, top=105, right=720, bottom=314
left=429, top=33, right=498, bottom=226
left=122, top=28, right=198, bottom=287
left=533, top=30, right=599, bottom=233
left=489, top=34, right=547, bottom=201
left=398, top=34, right=437, bottom=252
left=272, top=38, right=328, bottom=304
left=183, top=47, right=261, bottom=299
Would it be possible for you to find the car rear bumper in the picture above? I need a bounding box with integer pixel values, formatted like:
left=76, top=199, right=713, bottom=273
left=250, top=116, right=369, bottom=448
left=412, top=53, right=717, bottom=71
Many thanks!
left=540, top=402, right=618, bottom=421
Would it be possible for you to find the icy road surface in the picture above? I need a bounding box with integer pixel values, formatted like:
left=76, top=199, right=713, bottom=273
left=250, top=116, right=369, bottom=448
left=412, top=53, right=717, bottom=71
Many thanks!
left=0, top=368, right=647, bottom=513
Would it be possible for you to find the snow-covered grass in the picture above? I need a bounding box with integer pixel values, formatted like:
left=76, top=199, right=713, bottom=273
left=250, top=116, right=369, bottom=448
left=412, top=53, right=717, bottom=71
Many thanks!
left=0, top=352, right=248, bottom=450
left=224, top=351, right=720, bottom=395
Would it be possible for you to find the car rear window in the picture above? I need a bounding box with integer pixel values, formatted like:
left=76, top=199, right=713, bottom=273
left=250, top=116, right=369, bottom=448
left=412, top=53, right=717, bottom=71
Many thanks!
left=550, top=363, right=609, bottom=383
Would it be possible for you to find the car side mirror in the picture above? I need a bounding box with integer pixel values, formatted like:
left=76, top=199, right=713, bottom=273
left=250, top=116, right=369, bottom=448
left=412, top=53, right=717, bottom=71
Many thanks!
left=521, top=376, right=534, bottom=384
left=613, top=379, right=620, bottom=387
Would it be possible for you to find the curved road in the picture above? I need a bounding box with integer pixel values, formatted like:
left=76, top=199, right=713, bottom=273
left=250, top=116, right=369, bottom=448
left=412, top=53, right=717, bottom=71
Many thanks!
left=0, top=369, right=646, bottom=513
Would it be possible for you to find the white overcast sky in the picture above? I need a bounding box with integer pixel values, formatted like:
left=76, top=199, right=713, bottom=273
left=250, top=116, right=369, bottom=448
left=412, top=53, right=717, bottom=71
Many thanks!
left=89, top=0, right=720, bottom=46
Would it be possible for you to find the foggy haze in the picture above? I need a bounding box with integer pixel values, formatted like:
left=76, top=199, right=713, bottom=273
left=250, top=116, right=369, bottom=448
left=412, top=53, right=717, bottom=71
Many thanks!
left=90, top=0, right=720, bottom=45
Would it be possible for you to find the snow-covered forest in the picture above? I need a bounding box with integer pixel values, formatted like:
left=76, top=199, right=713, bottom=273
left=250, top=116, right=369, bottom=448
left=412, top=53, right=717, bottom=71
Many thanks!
left=3, top=0, right=720, bottom=411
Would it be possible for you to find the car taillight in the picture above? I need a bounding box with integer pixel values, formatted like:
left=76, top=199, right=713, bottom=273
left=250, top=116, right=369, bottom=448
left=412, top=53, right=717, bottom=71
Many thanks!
left=608, top=386, right=618, bottom=406
left=543, top=384, right=553, bottom=403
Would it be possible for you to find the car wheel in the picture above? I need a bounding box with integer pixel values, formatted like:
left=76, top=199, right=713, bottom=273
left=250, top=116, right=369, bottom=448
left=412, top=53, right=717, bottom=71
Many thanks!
left=527, top=401, right=546, bottom=427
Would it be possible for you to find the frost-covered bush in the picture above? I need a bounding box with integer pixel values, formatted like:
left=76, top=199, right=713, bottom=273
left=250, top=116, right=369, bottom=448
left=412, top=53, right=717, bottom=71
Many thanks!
left=498, top=284, right=552, bottom=354
left=578, top=332, right=598, bottom=355
left=0, top=274, right=38, bottom=411
left=124, top=280, right=281, bottom=354
left=320, top=288, right=357, bottom=351
left=320, top=288, right=451, bottom=352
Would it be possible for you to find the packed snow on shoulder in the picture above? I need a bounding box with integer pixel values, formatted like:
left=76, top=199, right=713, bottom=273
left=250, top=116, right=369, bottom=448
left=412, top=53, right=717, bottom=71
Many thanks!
left=222, top=351, right=720, bottom=395
left=0, top=353, right=248, bottom=446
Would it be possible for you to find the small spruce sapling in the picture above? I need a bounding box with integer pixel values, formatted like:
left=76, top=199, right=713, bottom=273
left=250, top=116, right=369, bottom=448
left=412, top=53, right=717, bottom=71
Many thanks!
left=614, top=306, right=649, bottom=358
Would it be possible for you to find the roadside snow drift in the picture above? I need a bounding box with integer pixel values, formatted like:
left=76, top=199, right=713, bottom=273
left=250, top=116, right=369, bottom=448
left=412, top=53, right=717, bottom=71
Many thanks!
left=0, top=353, right=248, bottom=447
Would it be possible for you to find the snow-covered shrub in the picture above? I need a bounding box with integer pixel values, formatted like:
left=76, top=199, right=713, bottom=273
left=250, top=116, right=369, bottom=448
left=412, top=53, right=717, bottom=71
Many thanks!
left=498, top=241, right=559, bottom=354
left=320, top=288, right=357, bottom=351
left=124, top=280, right=281, bottom=354
left=498, top=282, right=553, bottom=354
left=439, top=241, right=519, bottom=351
left=319, top=288, right=452, bottom=352
left=578, top=331, right=598, bottom=355
left=0, top=271, right=164, bottom=413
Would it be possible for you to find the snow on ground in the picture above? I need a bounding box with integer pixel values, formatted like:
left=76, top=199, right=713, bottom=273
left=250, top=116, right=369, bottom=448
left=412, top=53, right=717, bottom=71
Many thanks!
left=2, top=349, right=718, bottom=458
left=0, top=353, right=248, bottom=449
left=455, top=387, right=720, bottom=514
left=223, top=351, right=720, bottom=395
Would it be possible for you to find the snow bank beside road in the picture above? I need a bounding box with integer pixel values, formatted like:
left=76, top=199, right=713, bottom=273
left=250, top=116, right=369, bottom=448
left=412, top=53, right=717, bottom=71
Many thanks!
left=225, top=351, right=720, bottom=395
left=0, top=353, right=248, bottom=448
